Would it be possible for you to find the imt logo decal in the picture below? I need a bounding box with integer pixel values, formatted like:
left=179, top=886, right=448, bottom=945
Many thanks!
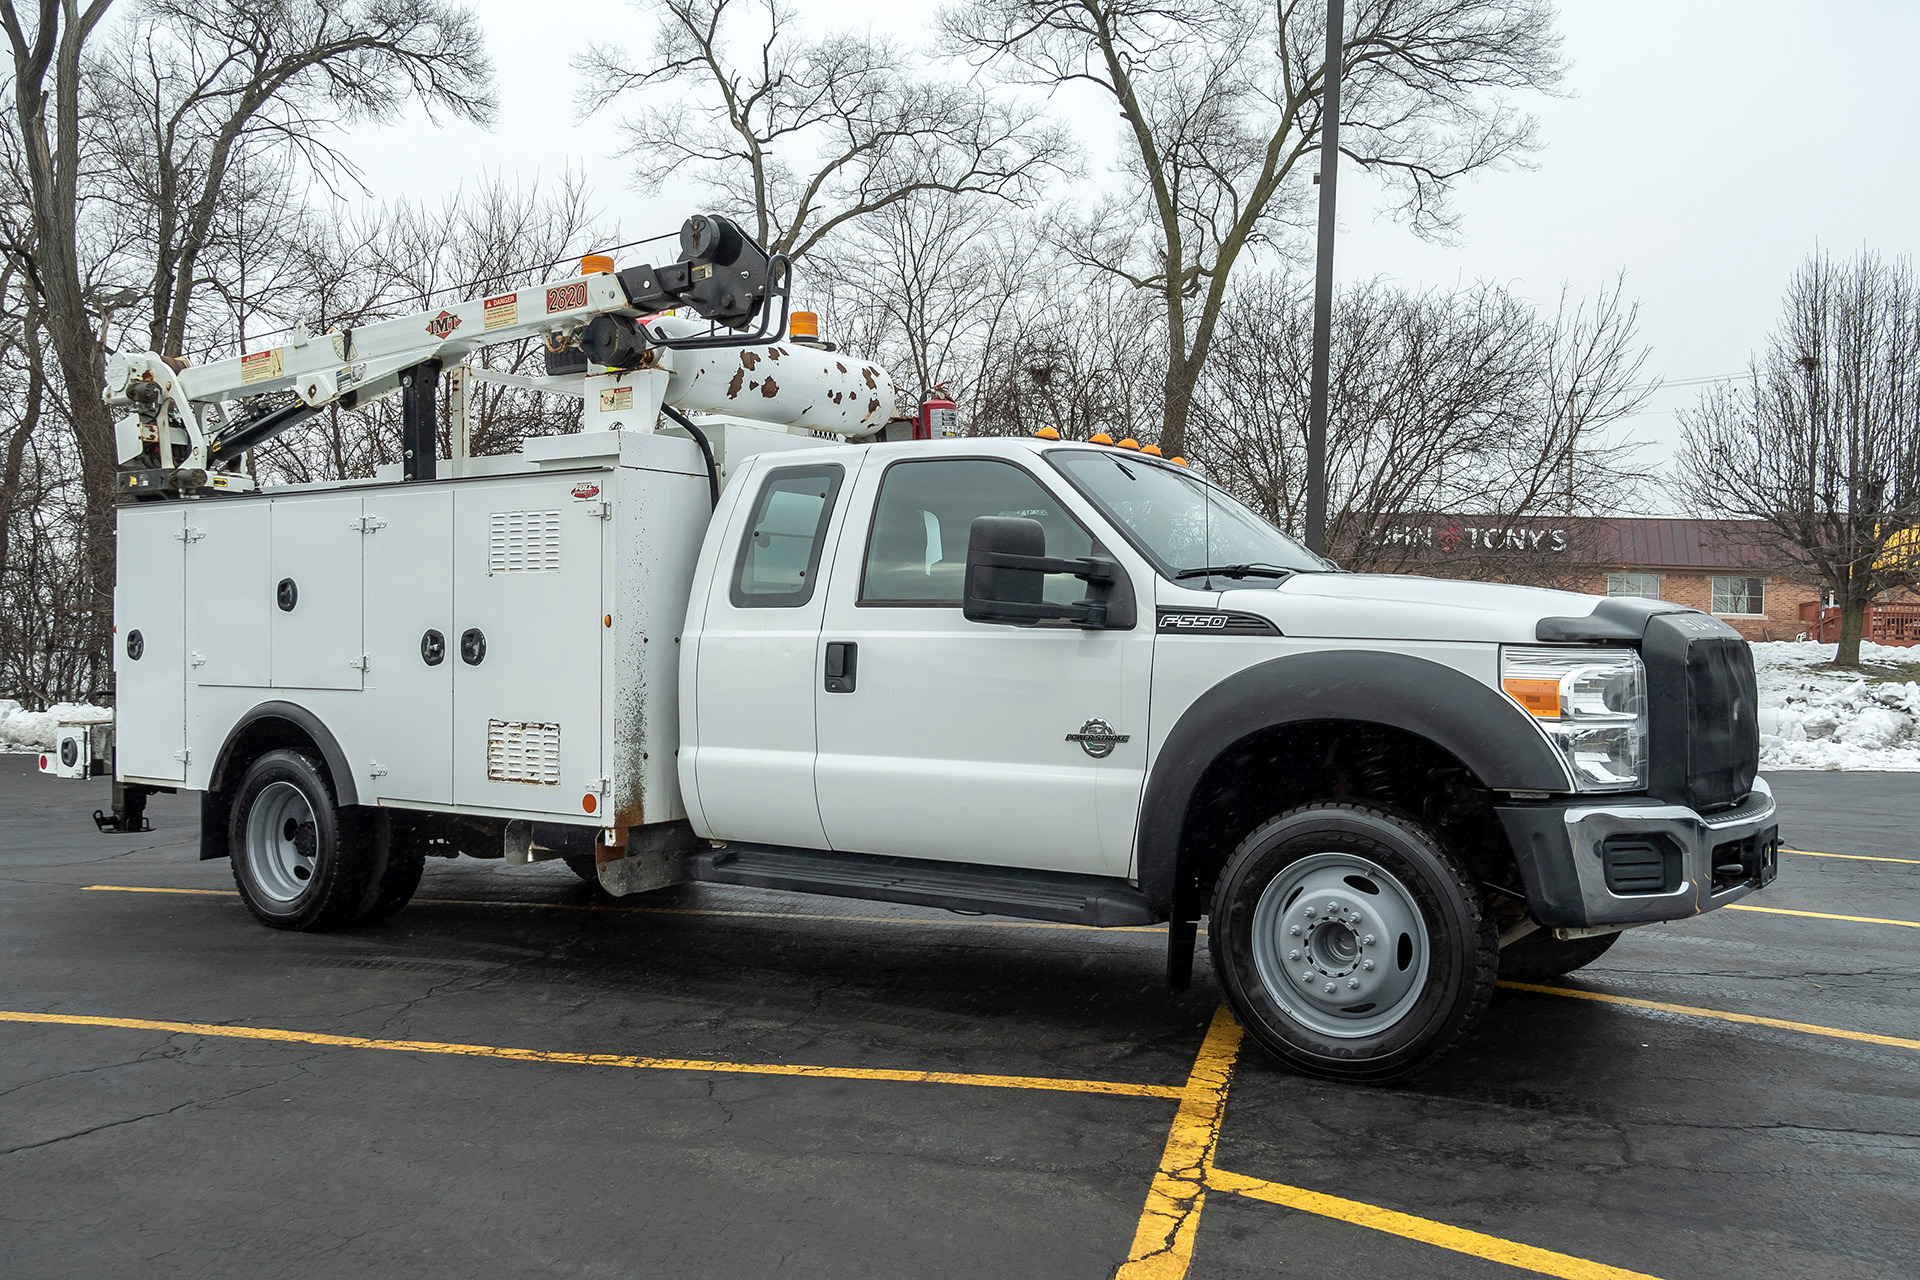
left=424, top=310, right=462, bottom=338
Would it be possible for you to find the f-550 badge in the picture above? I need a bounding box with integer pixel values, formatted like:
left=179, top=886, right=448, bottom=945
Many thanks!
left=1067, top=718, right=1130, bottom=759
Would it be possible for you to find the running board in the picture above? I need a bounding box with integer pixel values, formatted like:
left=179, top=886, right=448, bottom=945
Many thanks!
left=687, top=844, right=1159, bottom=928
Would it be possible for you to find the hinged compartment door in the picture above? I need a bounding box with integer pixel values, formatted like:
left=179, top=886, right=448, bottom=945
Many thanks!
left=362, top=487, right=454, bottom=806
left=270, top=495, right=366, bottom=691
left=185, top=500, right=272, bottom=687
left=452, top=478, right=605, bottom=815
left=114, top=506, right=187, bottom=782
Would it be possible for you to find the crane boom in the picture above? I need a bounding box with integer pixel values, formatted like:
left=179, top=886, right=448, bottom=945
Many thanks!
left=102, top=214, right=896, bottom=497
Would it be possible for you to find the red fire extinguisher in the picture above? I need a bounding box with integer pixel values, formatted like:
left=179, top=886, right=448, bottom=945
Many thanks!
left=916, top=382, right=959, bottom=440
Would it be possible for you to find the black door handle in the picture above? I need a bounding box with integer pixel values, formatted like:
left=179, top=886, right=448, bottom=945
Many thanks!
left=824, top=641, right=857, bottom=693
left=460, top=628, right=486, bottom=666
left=421, top=629, right=446, bottom=666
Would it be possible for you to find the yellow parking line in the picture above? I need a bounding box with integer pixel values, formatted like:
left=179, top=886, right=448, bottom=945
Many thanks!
left=1204, top=1168, right=1664, bottom=1280
left=1784, top=848, right=1920, bottom=866
left=0, top=1009, right=1183, bottom=1100
left=1116, top=1007, right=1243, bottom=1278
left=78, top=884, right=1168, bottom=934
left=1726, top=903, right=1920, bottom=928
left=1499, top=981, right=1920, bottom=1053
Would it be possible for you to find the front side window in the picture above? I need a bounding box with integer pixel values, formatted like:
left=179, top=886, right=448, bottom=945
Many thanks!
left=1607, top=573, right=1660, bottom=599
left=1049, top=451, right=1325, bottom=579
left=730, top=464, right=843, bottom=608
left=861, top=458, right=1094, bottom=606
left=1711, top=575, right=1765, bottom=616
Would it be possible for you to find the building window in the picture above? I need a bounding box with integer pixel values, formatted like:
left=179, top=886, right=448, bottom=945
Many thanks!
left=1607, top=573, right=1660, bottom=599
left=1712, top=576, right=1766, bottom=616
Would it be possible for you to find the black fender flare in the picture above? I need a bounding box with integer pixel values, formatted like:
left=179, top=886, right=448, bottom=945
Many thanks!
left=201, top=701, right=360, bottom=861
left=1137, top=650, right=1571, bottom=917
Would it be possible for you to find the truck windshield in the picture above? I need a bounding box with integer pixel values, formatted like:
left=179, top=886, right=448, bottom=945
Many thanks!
left=1050, top=450, right=1327, bottom=579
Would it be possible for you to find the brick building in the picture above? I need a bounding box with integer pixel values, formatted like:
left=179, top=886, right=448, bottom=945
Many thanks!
left=1372, top=516, right=1821, bottom=641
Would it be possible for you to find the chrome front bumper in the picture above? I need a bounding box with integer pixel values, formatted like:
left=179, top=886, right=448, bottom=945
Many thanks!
left=1496, top=776, right=1780, bottom=928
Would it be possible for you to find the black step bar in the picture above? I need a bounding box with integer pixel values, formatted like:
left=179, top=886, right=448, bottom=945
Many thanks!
left=688, top=844, right=1158, bottom=928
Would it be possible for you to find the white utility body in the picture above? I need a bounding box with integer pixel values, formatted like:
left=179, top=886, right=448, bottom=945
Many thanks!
left=66, top=216, right=1781, bottom=1080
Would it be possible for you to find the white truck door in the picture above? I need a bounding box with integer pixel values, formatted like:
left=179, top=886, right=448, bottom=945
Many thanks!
left=450, top=478, right=605, bottom=816
left=690, top=459, right=854, bottom=848
left=812, top=455, right=1153, bottom=877
left=362, top=487, right=454, bottom=806
left=114, top=506, right=188, bottom=783
left=270, top=495, right=365, bottom=691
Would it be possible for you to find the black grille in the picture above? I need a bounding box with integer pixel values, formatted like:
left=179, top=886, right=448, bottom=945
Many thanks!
left=1603, top=835, right=1679, bottom=894
left=1644, top=614, right=1760, bottom=813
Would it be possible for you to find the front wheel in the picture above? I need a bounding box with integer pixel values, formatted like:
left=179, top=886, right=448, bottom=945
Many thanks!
left=1208, top=803, right=1497, bottom=1083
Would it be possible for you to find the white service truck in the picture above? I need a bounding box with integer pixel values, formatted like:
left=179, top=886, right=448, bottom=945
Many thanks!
left=61, top=215, right=1779, bottom=1080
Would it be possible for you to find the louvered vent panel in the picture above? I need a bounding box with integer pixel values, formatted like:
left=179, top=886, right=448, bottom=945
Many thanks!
left=487, top=719, right=561, bottom=785
left=488, top=510, right=562, bottom=574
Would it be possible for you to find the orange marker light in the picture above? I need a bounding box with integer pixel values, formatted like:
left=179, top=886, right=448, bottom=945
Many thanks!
left=1171, top=456, right=1189, bottom=466
left=604, top=614, right=612, bottom=628
left=582, top=793, right=599, bottom=814
left=1033, top=426, right=1061, bottom=439
left=1116, top=438, right=1141, bottom=450
left=1141, top=444, right=1163, bottom=456
left=1089, top=433, right=1114, bottom=446
left=790, top=311, right=820, bottom=339
left=1502, top=677, right=1561, bottom=719
left=580, top=254, right=615, bottom=275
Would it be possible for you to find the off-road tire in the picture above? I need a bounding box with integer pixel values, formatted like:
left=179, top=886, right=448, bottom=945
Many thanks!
left=1499, top=929, right=1620, bottom=981
left=1208, top=802, right=1498, bottom=1083
left=228, top=749, right=377, bottom=931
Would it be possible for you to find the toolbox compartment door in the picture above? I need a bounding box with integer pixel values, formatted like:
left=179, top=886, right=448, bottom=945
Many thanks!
left=270, top=494, right=365, bottom=692
left=362, top=487, right=455, bottom=806
left=451, top=478, right=605, bottom=815
left=114, top=505, right=188, bottom=783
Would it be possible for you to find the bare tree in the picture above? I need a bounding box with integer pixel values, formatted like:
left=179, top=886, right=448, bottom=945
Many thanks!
left=0, top=0, right=494, bottom=688
left=576, top=0, right=1070, bottom=260
left=1196, top=271, right=1649, bottom=576
left=1679, top=249, right=1920, bottom=666
left=945, top=0, right=1563, bottom=458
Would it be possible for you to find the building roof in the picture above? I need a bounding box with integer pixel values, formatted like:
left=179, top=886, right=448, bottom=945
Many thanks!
left=1568, top=517, right=1782, bottom=570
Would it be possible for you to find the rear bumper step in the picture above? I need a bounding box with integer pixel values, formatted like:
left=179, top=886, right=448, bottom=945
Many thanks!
left=688, top=844, right=1159, bottom=928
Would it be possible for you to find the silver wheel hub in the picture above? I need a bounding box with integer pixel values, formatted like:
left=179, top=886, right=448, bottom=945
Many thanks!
left=1249, top=852, right=1431, bottom=1038
left=244, top=780, right=319, bottom=905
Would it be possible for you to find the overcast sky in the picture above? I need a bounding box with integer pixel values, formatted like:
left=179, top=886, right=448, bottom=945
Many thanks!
left=345, top=1, right=1920, bottom=498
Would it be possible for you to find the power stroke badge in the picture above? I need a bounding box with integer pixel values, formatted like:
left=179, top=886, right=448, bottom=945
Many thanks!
left=1066, top=718, right=1130, bottom=759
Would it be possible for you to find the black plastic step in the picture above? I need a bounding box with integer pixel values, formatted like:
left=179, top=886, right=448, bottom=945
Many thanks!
left=688, top=844, right=1159, bottom=928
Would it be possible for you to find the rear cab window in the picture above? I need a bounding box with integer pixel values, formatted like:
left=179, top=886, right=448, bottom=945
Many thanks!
left=731, top=464, right=844, bottom=608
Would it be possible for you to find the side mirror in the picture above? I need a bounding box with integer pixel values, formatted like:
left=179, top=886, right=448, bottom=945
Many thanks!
left=963, top=516, right=1136, bottom=629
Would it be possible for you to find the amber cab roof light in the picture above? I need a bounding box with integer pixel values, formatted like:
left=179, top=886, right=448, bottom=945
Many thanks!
left=1032, top=426, right=1061, bottom=439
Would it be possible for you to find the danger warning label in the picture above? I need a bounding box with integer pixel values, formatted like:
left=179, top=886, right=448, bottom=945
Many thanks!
left=240, top=348, right=283, bottom=385
left=599, top=386, right=633, bottom=412
left=483, top=294, right=518, bottom=330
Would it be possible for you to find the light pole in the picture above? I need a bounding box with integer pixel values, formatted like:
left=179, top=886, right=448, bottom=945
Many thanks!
left=1304, top=0, right=1344, bottom=556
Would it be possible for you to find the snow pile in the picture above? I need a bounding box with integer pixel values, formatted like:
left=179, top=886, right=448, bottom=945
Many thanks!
left=1752, top=640, right=1920, bottom=771
left=0, top=700, right=112, bottom=754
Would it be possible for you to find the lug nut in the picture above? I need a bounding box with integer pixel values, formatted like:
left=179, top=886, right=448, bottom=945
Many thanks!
left=1289, top=925, right=1302, bottom=936
left=1304, top=907, right=1316, bottom=917
left=1348, top=979, right=1360, bottom=989
left=1362, top=959, right=1375, bottom=970
left=1288, top=949, right=1301, bottom=961
left=1301, top=970, right=1314, bottom=983
left=1324, top=982, right=1336, bottom=993
left=1327, top=902, right=1339, bottom=914
left=1363, top=934, right=1375, bottom=946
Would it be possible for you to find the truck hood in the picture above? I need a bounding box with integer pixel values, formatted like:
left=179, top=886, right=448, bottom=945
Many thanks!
left=1225, top=573, right=1605, bottom=645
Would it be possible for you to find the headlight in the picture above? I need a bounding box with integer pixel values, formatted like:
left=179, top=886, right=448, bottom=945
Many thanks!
left=1501, top=646, right=1648, bottom=792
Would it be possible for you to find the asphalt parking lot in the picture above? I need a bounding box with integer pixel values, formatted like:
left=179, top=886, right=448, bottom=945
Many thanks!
left=2, top=764, right=1915, bottom=1279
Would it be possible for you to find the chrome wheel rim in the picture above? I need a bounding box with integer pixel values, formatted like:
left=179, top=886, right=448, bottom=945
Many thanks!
left=1249, top=852, right=1431, bottom=1039
left=244, top=781, right=319, bottom=905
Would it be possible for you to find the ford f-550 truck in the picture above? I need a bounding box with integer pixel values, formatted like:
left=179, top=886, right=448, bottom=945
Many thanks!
left=62, top=216, right=1778, bottom=1080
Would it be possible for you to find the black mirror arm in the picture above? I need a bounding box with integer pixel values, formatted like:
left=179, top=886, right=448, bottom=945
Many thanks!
left=972, top=550, right=1117, bottom=584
